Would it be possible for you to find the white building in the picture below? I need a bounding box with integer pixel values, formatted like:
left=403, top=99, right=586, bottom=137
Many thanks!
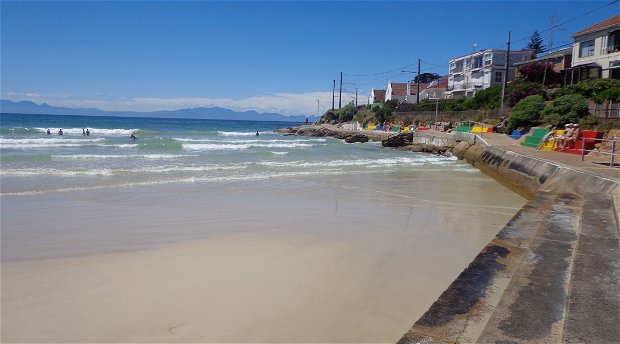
left=444, top=49, right=533, bottom=99
left=566, top=14, right=620, bottom=83
left=385, top=82, right=409, bottom=103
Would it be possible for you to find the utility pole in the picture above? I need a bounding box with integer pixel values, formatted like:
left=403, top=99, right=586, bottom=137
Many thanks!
left=500, top=31, right=511, bottom=109
left=332, top=80, right=335, bottom=110
left=339, top=72, right=343, bottom=109
left=417, top=59, right=421, bottom=104
left=355, top=88, right=358, bottom=108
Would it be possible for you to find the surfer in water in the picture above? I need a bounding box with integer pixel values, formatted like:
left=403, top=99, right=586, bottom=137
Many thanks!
left=130, top=133, right=137, bottom=140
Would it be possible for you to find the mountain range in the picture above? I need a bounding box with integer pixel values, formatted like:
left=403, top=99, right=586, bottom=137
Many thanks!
left=0, top=99, right=317, bottom=122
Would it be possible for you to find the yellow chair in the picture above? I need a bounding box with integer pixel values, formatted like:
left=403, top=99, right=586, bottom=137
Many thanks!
left=367, top=125, right=376, bottom=130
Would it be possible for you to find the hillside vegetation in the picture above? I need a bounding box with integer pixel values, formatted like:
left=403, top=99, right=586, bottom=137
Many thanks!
left=321, top=77, right=620, bottom=132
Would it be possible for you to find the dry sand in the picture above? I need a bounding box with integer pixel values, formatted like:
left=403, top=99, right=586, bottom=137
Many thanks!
left=1, top=171, right=527, bottom=342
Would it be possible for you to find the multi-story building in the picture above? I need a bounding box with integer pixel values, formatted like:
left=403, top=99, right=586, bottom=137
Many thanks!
left=444, top=49, right=533, bottom=98
left=566, top=14, right=620, bottom=83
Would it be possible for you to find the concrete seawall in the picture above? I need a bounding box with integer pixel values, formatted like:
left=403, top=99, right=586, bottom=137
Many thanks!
left=399, top=141, right=620, bottom=343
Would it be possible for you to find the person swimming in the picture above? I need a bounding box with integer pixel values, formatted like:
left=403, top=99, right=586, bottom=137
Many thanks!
left=130, top=133, right=137, bottom=140
left=58, top=129, right=63, bottom=136
left=86, top=129, right=90, bottom=136
left=47, top=129, right=51, bottom=135
left=255, top=131, right=259, bottom=136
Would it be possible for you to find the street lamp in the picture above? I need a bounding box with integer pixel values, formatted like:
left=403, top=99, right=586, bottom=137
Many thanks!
left=315, top=99, right=320, bottom=118
left=430, top=97, right=440, bottom=129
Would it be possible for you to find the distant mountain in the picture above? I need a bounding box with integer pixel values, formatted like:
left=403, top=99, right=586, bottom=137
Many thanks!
left=0, top=99, right=317, bottom=122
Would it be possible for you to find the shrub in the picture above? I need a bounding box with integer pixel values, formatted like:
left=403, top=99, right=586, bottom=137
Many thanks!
left=518, top=63, right=560, bottom=84
left=507, top=81, right=543, bottom=106
left=541, top=94, right=589, bottom=125
left=505, top=95, right=546, bottom=132
left=470, top=86, right=502, bottom=109
left=551, top=79, right=620, bottom=100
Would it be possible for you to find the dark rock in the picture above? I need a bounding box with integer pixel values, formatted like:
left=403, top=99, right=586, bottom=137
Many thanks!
left=344, top=134, right=369, bottom=143
left=453, top=141, right=471, bottom=160
left=382, top=132, right=413, bottom=147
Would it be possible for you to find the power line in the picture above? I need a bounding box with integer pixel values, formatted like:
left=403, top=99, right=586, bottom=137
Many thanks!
left=342, top=0, right=618, bottom=84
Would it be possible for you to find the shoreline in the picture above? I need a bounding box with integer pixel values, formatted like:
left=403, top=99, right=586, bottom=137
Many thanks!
left=282, top=124, right=619, bottom=343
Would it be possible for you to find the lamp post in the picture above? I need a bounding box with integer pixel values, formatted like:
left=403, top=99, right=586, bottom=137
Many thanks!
left=315, top=99, right=320, bottom=118
left=431, top=97, right=439, bottom=129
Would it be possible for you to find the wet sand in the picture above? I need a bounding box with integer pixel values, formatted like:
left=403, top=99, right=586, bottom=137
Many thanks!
left=1, top=170, right=527, bottom=342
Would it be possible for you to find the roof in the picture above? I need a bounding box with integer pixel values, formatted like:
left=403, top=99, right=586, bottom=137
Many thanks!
left=372, top=89, right=386, bottom=102
left=450, top=49, right=534, bottom=62
left=427, top=79, right=448, bottom=89
left=409, top=83, right=430, bottom=95
left=572, top=14, right=620, bottom=37
left=514, top=47, right=572, bottom=66
left=389, top=82, right=408, bottom=97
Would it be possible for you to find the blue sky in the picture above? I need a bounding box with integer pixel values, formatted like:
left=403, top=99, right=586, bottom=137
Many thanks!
left=1, top=0, right=617, bottom=116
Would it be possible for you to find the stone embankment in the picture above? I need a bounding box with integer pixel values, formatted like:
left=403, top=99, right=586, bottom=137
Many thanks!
left=279, top=125, right=620, bottom=343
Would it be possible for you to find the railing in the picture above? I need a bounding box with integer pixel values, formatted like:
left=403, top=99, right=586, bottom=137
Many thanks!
left=580, top=137, right=620, bottom=167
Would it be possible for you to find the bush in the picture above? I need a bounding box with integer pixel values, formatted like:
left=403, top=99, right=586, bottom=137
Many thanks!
left=470, top=86, right=502, bottom=109
left=507, top=81, right=543, bottom=106
left=505, top=95, right=546, bottom=132
left=541, top=94, right=589, bottom=125
left=518, top=63, right=560, bottom=84
left=579, top=116, right=620, bottom=131
left=551, top=79, right=620, bottom=101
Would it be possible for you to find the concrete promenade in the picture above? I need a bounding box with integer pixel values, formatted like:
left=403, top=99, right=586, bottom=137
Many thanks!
left=396, top=130, right=619, bottom=343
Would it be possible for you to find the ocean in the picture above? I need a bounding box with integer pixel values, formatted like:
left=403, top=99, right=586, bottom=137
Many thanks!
left=0, top=112, right=527, bottom=342
left=1, top=112, right=473, bottom=195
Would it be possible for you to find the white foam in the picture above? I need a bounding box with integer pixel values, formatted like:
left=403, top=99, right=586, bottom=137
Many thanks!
left=217, top=131, right=268, bottom=137
left=271, top=151, right=289, bottom=155
left=181, top=142, right=314, bottom=151
left=51, top=154, right=196, bottom=160
left=34, top=127, right=138, bottom=136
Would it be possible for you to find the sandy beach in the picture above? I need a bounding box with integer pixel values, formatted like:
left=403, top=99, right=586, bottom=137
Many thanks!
left=1, top=169, right=526, bottom=342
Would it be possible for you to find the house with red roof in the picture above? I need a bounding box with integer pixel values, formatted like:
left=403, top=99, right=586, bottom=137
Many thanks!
left=370, top=88, right=386, bottom=103
left=385, top=82, right=409, bottom=103
left=419, top=76, right=449, bottom=100
left=565, top=14, right=620, bottom=83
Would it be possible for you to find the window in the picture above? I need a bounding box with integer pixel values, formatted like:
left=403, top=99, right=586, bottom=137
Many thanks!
left=553, top=56, right=563, bottom=64
left=465, top=58, right=472, bottom=70
left=473, top=55, right=483, bottom=69
left=454, top=60, right=463, bottom=73
left=495, top=72, right=503, bottom=83
left=483, top=53, right=492, bottom=66
left=579, top=39, right=595, bottom=57
left=608, top=30, right=620, bottom=54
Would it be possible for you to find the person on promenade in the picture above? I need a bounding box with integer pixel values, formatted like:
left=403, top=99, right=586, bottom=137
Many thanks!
left=562, top=124, right=581, bottom=150
left=537, top=126, right=558, bottom=150
left=554, top=124, right=574, bottom=150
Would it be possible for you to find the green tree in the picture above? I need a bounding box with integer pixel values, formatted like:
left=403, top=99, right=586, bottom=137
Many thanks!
left=541, top=94, right=589, bottom=125
left=505, top=95, right=546, bottom=132
left=526, top=30, right=547, bottom=58
left=413, top=73, right=441, bottom=84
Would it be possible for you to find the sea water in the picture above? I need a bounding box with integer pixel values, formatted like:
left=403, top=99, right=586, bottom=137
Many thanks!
left=1, top=113, right=471, bottom=195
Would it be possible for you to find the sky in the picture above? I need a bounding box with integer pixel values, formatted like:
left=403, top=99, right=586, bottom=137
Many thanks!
left=1, top=0, right=618, bottom=116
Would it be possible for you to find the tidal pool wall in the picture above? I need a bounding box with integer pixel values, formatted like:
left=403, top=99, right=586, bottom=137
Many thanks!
left=399, top=142, right=620, bottom=343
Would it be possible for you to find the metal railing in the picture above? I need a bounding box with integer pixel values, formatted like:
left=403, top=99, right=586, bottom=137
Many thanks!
left=580, top=137, right=620, bottom=167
